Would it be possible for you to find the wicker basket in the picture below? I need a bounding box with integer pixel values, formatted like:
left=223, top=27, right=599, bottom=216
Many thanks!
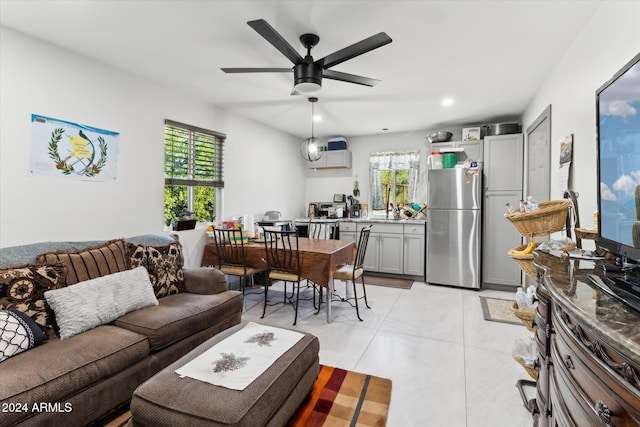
left=505, top=200, right=572, bottom=237
left=510, top=301, right=537, bottom=333
left=513, top=356, right=538, bottom=380
left=508, top=245, right=537, bottom=278
left=574, top=227, right=598, bottom=240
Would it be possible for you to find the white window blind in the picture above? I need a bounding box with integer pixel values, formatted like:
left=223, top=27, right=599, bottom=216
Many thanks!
left=164, top=119, right=225, bottom=188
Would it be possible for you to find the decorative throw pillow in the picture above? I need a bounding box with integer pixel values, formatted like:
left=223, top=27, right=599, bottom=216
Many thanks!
left=36, top=239, right=128, bottom=285
left=126, top=241, right=185, bottom=298
left=44, top=267, right=159, bottom=340
left=0, top=263, right=67, bottom=338
left=0, top=307, right=48, bottom=362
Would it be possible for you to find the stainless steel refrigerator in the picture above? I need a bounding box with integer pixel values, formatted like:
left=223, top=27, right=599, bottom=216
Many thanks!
left=426, top=168, right=482, bottom=289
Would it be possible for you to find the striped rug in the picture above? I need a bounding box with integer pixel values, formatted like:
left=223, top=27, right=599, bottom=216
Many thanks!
left=288, top=365, right=392, bottom=427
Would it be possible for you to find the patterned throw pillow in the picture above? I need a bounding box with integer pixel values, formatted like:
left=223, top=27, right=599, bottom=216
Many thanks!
left=0, top=263, right=67, bottom=338
left=126, top=241, right=185, bottom=298
left=36, top=239, right=128, bottom=285
left=0, top=307, right=48, bottom=362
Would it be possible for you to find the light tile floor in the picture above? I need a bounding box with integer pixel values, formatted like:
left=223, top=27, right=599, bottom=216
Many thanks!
left=240, top=279, right=535, bottom=427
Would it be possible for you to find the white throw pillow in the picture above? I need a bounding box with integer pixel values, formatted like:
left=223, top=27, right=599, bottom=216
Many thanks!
left=44, top=267, right=159, bottom=339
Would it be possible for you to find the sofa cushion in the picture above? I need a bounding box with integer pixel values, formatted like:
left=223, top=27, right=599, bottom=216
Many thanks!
left=36, top=239, right=128, bottom=285
left=114, top=291, right=242, bottom=351
left=0, top=308, right=48, bottom=362
left=127, top=241, right=185, bottom=297
left=0, top=263, right=67, bottom=338
left=0, top=325, right=149, bottom=409
left=44, top=267, right=159, bottom=339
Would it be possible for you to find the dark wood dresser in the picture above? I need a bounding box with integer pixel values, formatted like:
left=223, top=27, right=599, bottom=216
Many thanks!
left=533, top=252, right=640, bottom=426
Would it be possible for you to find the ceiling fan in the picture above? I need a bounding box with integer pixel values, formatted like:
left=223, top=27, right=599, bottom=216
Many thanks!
left=221, top=19, right=392, bottom=94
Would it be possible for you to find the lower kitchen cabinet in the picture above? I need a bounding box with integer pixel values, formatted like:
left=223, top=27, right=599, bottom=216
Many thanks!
left=403, top=223, right=425, bottom=278
left=339, top=221, right=425, bottom=277
left=483, top=190, right=523, bottom=287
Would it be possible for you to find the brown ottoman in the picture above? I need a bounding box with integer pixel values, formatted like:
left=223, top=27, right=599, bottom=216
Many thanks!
left=129, top=322, right=319, bottom=427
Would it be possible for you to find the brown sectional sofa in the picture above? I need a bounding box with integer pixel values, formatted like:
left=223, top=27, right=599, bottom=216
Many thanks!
left=0, top=234, right=243, bottom=427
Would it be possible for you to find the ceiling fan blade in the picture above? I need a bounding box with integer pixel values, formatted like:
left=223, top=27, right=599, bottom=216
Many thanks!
left=247, top=19, right=304, bottom=65
left=221, top=67, right=292, bottom=73
left=323, top=70, right=380, bottom=87
left=318, top=32, right=392, bottom=70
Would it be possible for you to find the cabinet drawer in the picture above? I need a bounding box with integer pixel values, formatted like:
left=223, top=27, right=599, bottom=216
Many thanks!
left=403, top=223, right=425, bottom=235
left=339, top=222, right=357, bottom=232
left=371, top=223, right=403, bottom=234
left=552, top=306, right=640, bottom=425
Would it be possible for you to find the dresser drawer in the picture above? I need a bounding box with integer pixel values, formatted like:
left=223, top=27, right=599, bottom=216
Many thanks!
left=552, top=306, right=640, bottom=425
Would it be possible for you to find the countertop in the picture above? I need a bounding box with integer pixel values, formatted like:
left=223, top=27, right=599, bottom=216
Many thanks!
left=534, top=251, right=640, bottom=366
left=337, top=218, right=426, bottom=224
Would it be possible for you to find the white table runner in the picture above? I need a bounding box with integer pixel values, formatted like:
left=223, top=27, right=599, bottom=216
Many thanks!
left=175, top=322, right=304, bottom=390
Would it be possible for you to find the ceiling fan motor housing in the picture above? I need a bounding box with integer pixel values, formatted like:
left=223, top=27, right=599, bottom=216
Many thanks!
left=294, top=62, right=322, bottom=86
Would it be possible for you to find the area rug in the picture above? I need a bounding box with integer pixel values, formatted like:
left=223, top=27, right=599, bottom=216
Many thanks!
left=103, top=365, right=392, bottom=427
left=288, top=365, right=392, bottom=427
left=363, top=274, right=413, bottom=289
left=479, top=296, right=520, bottom=326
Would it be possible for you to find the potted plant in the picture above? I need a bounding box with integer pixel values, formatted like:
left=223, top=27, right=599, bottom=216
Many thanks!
left=172, top=210, right=197, bottom=231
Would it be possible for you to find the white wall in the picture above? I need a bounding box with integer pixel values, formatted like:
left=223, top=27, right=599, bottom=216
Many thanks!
left=522, top=1, right=640, bottom=247
left=0, top=27, right=306, bottom=266
left=305, top=130, right=430, bottom=209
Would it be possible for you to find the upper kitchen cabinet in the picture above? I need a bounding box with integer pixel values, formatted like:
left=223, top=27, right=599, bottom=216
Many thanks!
left=307, top=149, right=352, bottom=169
left=483, top=134, right=524, bottom=191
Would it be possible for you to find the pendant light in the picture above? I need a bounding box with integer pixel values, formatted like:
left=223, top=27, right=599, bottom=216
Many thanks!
left=300, top=97, right=323, bottom=162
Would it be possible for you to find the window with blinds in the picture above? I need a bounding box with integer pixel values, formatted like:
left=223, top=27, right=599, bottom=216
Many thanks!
left=164, top=120, right=225, bottom=225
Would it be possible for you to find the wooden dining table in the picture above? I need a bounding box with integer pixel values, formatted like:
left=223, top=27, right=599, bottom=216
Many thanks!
left=201, top=237, right=356, bottom=322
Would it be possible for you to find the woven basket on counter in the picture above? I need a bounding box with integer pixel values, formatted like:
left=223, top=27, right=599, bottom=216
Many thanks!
left=504, top=200, right=572, bottom=237
left=509, top=301, right=537, bottom=333
left=513, top=356, right=538, bottom=381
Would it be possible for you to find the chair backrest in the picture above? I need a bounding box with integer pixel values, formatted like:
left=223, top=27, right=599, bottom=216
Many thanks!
left=262, top=229, right=301, bottom=276
left=354, top=226, right=372, bottom=270
left=212, top=229, right=248, bottom=270
left=309, top=222, right=336, bottom=240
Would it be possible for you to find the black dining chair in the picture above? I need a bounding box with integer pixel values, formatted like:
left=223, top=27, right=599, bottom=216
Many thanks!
left=212, top=228, right=266, bottom=295
left=330, top=226, right=372, bottom=321
left=261, top=229, right=308, bottom=325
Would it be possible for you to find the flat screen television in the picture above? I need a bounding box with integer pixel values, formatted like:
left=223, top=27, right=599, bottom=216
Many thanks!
left=593, top=51, right=640, bottom=312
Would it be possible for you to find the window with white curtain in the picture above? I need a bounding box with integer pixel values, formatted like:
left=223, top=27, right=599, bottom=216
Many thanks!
left=369, top=150, right=420, bottom=217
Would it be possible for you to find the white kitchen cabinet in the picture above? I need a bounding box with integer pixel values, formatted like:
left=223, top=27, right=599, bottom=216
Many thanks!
left=338, top=221, right=356, bottom=242
left=482, top=133, right=524, bottom=288
left=482, top=134, right=523, bottom=191
left=359, top=222, right=404, bottom=274
left=339, top=221, right=424, bottom=276
left=307, top=149, right=352, bottom=169
left=403, top=223, right=425, bottom=278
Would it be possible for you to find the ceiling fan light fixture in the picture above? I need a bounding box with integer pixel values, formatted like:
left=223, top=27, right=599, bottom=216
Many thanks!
left=294, top=63, right=323, bottom=94
left=300, top=97, right=323, bottom=162
left=294, top=81, right=321, bottom=94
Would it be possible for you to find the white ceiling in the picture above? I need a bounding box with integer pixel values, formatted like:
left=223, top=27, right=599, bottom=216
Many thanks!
left=0, top=0, right=603, bottom=139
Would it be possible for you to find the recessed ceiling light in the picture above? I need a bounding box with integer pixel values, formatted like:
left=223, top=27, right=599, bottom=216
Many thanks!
left=382, top=128, right=389, bottom=131
left=441, top=98, right=454, bottom=107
